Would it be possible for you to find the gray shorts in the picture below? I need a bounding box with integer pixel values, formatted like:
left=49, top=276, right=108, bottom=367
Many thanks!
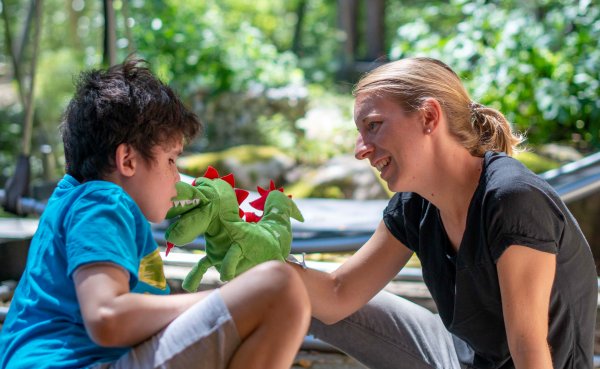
left=92, top=289, right=240, bottom=369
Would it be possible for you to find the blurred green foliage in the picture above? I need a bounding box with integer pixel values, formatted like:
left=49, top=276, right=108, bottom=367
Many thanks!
left=0, top=0, right=598, bottom=190
left=513, top=151, right=561, bottom=173
left=130, top=1, right=304, bottom=95
left=387, top=0, right=600, bottom=150
left=0, top=106, right=23, bottom=181
left=177, top=144, right=290, bottom=178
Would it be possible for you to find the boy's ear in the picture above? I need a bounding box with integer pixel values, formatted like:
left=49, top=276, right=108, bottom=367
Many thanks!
left=115, top=143, right=138, bottom=177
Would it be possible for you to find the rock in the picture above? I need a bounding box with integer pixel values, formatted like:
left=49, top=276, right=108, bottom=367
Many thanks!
left=177, top=145, right=296, bottom=190
left=286, top=155, right=389, bottom=200
left=538, top=143, right=583, bottom=163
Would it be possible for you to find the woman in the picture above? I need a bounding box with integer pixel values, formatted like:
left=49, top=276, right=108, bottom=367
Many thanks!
left=289, top=57, right=596, bottom=369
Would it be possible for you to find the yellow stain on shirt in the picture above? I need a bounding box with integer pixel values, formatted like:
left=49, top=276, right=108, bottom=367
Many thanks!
left=138, top=248, right=167, bottom=290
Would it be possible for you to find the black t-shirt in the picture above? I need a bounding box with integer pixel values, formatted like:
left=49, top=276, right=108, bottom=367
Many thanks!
left=383, top=151, right=597, bottom=369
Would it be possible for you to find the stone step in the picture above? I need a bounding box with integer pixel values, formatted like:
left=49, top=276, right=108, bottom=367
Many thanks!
left=163, top=252, right=600, bottom=368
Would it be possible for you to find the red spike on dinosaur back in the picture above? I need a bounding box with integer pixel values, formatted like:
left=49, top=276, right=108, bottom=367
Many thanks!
left=203, top=166, right=219, bottom=179
left=244, top=211, right=262, bottom=223
left=235, top=188, right=249, bottom=204
left=221, top=173, right=235, bottom=188
left=256, top=185, right=268, bottom=197
left=249, top=196, right=266, bottom=211
left=269, top=179, right=284, bottom=193
left=249, top=181, right=286, bottom=211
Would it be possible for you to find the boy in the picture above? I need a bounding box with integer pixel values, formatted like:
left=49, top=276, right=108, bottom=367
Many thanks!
left=0, top=58, right=310, bottom=369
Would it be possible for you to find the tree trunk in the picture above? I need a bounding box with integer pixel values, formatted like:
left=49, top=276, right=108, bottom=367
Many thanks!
left=103, top=0, right=117, bottom=66
left=292, top=0, right=307, bottom=55
left=365, top=0, right=385, bottom=61
left=337, top=0, right=358, bottom=80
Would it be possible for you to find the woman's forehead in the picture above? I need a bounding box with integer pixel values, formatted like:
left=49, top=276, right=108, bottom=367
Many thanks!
left=354, top=94, right=377, bottom=116
left=354, top=94, right=394, bottom=119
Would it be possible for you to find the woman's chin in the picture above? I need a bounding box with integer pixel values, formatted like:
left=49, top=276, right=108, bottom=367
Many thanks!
left=385, top=177, right=410, bottom=193
left=385, top=179, right=400, bottom=193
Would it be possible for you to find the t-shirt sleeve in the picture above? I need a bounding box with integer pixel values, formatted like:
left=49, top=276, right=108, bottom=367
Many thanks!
left=383, top=192, right=421, bottom=252
left=65, top=189, right=139, bottom=289
left=485, top=182, right=564, bottom=262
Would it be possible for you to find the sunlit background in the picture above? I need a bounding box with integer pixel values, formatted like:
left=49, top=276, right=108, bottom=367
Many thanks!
left=1, top=0, right=598, bottom=199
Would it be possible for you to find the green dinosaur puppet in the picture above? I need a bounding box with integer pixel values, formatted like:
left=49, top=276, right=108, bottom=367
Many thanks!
left=164, top=166, right=304, bottom=292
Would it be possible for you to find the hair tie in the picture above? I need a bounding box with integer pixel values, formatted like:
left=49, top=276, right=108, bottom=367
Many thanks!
left=469, top=101, right=484, bottom=111
left=469, top=101, right=483, bottom=126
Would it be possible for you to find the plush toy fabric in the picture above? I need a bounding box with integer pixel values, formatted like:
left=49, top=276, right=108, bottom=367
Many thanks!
left=164, top=166, right=304, bottom=292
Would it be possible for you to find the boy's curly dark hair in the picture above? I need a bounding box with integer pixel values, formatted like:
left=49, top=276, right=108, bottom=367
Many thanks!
left=60, top=57, right=202, bottom=182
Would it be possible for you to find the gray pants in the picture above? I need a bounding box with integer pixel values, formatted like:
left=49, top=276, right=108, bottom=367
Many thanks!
left=309, top=291, right=474, bottom=369
left=92, top=289, right=240, bottom=369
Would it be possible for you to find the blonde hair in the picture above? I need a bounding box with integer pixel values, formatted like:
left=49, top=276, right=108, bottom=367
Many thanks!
left=353, top=57, right=523, bottom=156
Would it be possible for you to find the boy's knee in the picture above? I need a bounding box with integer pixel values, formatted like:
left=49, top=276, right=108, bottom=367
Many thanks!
left=251, top=261, right=300, bottom=291
left=251, top=261, right=310, bottom=316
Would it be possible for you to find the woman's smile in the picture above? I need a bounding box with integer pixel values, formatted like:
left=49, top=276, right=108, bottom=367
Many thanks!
left=374, top=157, right=391, bottom=172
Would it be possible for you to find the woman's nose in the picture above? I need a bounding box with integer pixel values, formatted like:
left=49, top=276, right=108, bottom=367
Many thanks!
left=354, top=134, right=373, bottom=160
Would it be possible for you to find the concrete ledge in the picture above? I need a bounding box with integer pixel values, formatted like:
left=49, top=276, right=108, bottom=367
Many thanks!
left=163, top=251, right=600, bottom=367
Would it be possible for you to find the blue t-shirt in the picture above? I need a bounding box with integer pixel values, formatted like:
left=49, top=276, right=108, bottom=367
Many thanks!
left=0, top=175, right=170, bottom=369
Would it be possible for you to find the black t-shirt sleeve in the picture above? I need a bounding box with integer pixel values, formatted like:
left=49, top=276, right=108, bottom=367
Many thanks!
left=383, top=192, right=422, bottom=252
left=484, top=181, right=564, bottom=262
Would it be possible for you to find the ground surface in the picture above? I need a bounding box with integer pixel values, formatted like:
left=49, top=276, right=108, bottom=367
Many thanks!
left=1, top=269, right=599, bottom=368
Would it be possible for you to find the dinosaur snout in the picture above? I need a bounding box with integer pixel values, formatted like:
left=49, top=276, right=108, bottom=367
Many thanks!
left=172, top=198, right=201, bottom=208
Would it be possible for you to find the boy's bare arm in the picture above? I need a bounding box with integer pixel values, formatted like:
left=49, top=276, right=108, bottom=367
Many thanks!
left=74, top=263, right=210, bottom=347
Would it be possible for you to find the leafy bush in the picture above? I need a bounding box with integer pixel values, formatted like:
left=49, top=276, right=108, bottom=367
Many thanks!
left=388, top=0, right=600, bottom=150
left=0, top=106, right=23, bottom=186
left=129, top=0, right=308, bottom=151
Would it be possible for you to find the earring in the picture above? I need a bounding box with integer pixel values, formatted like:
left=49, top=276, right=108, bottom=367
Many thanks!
left=425, top=128, right=432, bottom=134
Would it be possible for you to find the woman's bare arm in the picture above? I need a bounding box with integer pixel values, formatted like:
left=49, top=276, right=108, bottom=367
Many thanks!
left=289, top=220, right=414, bottom=324
left=497, top=245, right=556, bottom=369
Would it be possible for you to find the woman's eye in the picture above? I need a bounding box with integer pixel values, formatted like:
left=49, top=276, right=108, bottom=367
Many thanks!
left=367, top=121, right=380, bottom=131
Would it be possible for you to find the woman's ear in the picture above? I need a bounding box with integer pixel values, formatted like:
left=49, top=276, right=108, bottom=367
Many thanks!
left=421, top=98, right=442, bottom=134
left=114, top=143, right=137, bottom=177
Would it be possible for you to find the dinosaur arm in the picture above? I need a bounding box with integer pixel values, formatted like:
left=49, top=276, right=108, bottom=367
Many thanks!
left=219, top=243, right=243, bottom=282
left=257, top=221, right=293, bottom=257
left=182, top=256, right=215, bottom=292
left=256, top=190, right=304, bottom=253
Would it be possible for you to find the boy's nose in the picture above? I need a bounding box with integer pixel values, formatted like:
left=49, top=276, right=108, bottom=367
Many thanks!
left=354, top=134, right=373, bottom=160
